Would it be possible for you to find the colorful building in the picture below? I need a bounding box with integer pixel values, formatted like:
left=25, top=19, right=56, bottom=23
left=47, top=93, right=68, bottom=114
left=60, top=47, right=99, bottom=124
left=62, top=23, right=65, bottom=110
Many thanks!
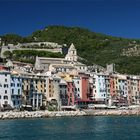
left=11, top=74, right=22, bottom=108
left=21, top=73, right=46, bottom=110
left=59, top=79, right=68, bottom=106
left=0, top=71, right=12, bottom=109
left=67, top=80, right=75, bottom=106
left=92, top=73, right=109, bottom=103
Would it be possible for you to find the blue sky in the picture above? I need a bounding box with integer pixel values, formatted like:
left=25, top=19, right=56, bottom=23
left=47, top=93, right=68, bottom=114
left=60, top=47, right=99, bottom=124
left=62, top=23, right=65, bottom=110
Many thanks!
left=0, top=0, right=140, bottom=38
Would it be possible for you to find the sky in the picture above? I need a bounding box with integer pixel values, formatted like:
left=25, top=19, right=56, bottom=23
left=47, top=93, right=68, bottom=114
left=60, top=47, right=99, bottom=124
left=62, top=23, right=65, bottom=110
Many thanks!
left=0, top=0, right=140, bottom=38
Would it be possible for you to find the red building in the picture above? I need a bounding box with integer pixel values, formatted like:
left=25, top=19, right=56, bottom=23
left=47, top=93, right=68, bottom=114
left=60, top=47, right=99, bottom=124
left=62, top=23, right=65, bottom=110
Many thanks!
left=0, top=65, right=9, bottom=71
left=79, top=72, right=91, bottom=101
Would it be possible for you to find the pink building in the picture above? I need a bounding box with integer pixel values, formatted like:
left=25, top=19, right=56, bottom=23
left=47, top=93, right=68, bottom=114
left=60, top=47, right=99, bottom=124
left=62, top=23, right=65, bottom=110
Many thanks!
left=67, top=81, right=75, bottom=106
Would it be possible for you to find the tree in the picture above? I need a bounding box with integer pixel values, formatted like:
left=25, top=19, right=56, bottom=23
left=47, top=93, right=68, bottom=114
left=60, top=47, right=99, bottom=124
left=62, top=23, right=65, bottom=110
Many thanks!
left=3, top=51, right=13, bottom=59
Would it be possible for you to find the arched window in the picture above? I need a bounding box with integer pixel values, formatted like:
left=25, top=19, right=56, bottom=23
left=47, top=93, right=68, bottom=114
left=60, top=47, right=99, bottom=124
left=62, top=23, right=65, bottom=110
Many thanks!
left=4, top=96, right=8, bottom=100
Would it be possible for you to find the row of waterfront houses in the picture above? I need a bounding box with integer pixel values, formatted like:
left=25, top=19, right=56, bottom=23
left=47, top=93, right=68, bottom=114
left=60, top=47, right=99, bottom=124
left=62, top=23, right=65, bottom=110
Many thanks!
left=0, top=43, right=140, bottom=110
left=0, top=69, right=140, bottom=111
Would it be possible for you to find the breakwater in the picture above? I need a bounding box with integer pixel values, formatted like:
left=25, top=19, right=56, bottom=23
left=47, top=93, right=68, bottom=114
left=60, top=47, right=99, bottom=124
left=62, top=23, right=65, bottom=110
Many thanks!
left=1, top=109, right=140, bottom=119
left=0, top=110, right=86, bottom=119
left=84, top=109, right=140, bottom=116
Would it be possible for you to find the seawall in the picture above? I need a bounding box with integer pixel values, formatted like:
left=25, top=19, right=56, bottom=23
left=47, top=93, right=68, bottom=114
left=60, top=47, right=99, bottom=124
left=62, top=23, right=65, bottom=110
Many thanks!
left=0, top=109, right=140, bottom=119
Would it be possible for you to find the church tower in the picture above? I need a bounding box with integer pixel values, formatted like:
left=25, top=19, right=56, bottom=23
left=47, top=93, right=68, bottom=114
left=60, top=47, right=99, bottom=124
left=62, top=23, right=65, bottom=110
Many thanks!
left=65, top=43, right=78, bottom=62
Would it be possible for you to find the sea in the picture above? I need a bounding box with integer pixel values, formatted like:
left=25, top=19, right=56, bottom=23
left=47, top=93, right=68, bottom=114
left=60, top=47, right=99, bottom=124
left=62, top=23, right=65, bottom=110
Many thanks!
left=0, top=116, right=140, bottom=140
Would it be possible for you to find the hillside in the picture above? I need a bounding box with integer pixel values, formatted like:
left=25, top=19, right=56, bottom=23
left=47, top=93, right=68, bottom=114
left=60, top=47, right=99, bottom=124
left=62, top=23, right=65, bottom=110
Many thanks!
left=1, top=25, right=140, bottom=74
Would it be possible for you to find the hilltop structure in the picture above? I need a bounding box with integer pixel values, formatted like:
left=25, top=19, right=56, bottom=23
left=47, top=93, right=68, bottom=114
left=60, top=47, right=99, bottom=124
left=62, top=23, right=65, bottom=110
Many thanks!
left=65, top=43, right=78, bottom=61
left=1, top=41, right=65, bottom=58
left=35, top=43, right=87, bottom=72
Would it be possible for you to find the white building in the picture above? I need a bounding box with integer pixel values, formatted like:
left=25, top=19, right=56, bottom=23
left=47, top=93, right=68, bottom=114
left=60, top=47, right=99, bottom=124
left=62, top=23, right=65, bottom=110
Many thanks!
left=0, top=71, right=12, bottom=108
left=73, top=76, right=82, bottom=100
left=92, top=73, right=110, bottom=103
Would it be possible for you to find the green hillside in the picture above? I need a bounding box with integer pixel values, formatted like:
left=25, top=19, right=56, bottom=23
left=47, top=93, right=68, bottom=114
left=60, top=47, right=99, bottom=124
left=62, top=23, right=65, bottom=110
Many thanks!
left=1, top=25, right=140, bottom=74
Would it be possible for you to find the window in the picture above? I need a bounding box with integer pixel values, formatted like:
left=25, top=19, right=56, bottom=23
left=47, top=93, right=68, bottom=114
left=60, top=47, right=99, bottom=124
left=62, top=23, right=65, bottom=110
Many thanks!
left=60, top=90, right=62, bottom=94
left=72, top=88, right=74, bottom=92
left=12, top=89, right=14, bottom=94
left=18, top=89, right=20, bottom=94
left=4, top=101, right=8, bottom=105
left=4, top=96, right=8, bottom=100
left=4, top=84, right=8, bottom=88
left=17, top=83, right=20, bottom=87
left=5, top=79, right=7, bottom=82
left=11, top=83, right=15, bottom=87
left=13, top=101, right=15, bottom=105
left=27, top=85, right=28, bottom=90
left=0, top=95, right=1, bottom=99
left=5, top=74, right=7, bottom=77
left=5, top=90, right=7, bottom=94
left=73, top=51, right=75, bottom=54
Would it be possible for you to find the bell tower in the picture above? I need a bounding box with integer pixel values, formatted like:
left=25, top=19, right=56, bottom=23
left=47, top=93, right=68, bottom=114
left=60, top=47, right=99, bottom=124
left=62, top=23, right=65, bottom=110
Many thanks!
left=65, top=43, right=78, bottom=61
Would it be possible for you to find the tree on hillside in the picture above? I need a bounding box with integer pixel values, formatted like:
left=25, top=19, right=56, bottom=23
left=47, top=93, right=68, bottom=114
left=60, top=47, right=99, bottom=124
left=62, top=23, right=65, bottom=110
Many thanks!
left=3, top=51, right=13, bottom=59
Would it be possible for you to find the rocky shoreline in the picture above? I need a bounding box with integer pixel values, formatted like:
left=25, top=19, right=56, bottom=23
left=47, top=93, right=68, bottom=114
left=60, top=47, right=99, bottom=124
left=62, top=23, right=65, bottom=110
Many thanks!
left=1, top=109, right=140, bottom=119
left=84, top=109, right=140, bottom=116
left=0, top=110, right=86, bottom=119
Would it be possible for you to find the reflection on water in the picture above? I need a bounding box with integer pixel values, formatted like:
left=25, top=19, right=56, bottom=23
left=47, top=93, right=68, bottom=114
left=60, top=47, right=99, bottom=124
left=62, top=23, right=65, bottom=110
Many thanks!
left=0, top=116, right=140, bottom=140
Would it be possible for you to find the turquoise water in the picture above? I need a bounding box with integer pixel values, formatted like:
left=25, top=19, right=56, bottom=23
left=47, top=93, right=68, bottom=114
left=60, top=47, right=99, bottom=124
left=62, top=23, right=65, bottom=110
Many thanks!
left=0, top=116, right=140, bottom=140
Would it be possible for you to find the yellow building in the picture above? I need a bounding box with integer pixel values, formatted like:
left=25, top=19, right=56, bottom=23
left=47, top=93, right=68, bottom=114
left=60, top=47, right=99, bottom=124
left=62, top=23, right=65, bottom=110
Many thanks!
left=20, top=73, right=47, bottom=110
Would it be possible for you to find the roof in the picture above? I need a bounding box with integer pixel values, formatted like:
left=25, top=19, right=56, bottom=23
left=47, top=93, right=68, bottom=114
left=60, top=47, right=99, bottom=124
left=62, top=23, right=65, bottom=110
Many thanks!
left=0, top=70, right=10, bottom=74
left=50, top=64, right=75, bottom=69
left=68, top=43, right=76, bottom=51
left=37, top=57, right=65, bottom=61
left=59, top=79, right=67, bottom=85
